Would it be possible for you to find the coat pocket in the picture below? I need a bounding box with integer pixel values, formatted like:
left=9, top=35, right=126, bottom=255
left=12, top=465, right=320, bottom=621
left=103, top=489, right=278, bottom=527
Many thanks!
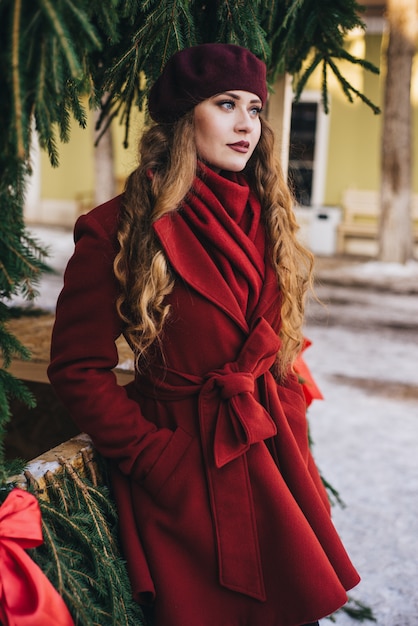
left=142, top=426, right=194, bottom=499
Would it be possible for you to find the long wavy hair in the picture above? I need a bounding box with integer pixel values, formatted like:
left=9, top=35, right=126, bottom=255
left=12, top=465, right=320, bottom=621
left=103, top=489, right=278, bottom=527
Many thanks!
left=114, top=112, right=314, bottom=377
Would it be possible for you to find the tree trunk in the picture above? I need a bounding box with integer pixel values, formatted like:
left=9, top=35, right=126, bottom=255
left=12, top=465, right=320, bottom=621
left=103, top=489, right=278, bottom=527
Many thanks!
left=93, top=105, right=116, bottom=206
left=379, top=0, right=417, bottom=263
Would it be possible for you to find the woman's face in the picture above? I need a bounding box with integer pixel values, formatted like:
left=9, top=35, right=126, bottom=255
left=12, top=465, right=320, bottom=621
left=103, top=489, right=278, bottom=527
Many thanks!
left=194, top=90, right=262, bottom=173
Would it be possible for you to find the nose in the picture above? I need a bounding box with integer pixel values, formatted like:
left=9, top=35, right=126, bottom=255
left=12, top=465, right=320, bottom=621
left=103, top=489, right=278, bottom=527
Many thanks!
left=234, top=109, right=255, bottom=133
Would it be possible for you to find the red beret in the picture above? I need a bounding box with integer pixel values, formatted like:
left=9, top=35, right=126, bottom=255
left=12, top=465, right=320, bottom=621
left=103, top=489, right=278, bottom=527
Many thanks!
left=148, top=43, right=267, bottom=123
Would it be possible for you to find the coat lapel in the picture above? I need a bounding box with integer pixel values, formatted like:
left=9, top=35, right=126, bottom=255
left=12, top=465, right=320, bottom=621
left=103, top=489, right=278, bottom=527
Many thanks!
left=153, top=165, right=268, bottom=333
left=153, top=212, right=248, bottom=331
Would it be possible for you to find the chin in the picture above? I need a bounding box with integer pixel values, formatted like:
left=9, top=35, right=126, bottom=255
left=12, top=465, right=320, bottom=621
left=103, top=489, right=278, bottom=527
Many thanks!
left=221, top=159, right=249, bottom=173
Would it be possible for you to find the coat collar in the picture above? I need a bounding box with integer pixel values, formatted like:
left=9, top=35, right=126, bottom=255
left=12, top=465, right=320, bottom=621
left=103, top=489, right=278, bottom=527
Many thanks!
left=154, top=210, right=249, bottom=330
left=153, top=166, right=279, bottom=332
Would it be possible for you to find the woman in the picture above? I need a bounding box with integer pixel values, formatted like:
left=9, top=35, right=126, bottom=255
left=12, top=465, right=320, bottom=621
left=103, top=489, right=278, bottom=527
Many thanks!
left=48, top=43, right=360, bottom=626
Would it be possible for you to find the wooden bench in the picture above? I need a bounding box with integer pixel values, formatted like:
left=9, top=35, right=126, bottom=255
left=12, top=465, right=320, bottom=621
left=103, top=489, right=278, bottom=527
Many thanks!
left=7, top=314, right=135, bottom=493
left=337, top=189, right=418, bottom=255
left=7, top=313, right=134, bottom=387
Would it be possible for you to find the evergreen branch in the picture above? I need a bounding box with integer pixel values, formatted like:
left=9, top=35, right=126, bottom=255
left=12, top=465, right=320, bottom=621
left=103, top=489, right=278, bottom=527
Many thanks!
left=58, top=457, right=116, bottom=557
left=61, top=0, right=102, bottom=50
left=94, top=107, right=120, bottom=147
left=41, top=515, right=67, bottom=593
left=0, top=385, right=10, bottom=485
left=322, top=59, right=329, bottom=115
left=337, top=46, right=381, bottom=75
left=81, top=447, right=98, bottom=487
left=293, top=53, right=323, bottom=102
left=45, top=469, right=70, bottom=514
left=320, top=472, right=346, bottom=508
left=162, top=0, right=184, bottom=60
left=0, top=365, right=35, bottom=482
left=0, top=323, right=32, bottom=367
left=247, top=4, right=270, bottom=62
left=327, top=56, right=381, bottom=114
left=282, top=0, right=304, bottom=31
left=0, top=369, right=35, bottom=407
left=51, top=36, right=64, bottom=100
left=29, top=464, right=147, bottom=625
left=339, top=596, right=377, bottom=622
left=35, top=39, right=60, bottom=167
left=64, top=80, right=88, bottom=130
left=38, top=0, right=83, bottom=80
left=0, top=259, right=14, bottom=290
left=21, top=231, right=51, bottom=265
left=12, top=0, right=26, bottom=160
left=2, top=239, right=43, bottom=279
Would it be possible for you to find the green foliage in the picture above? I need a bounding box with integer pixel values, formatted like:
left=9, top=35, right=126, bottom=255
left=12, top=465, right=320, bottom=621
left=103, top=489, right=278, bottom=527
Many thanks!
left=0, top=0, right=381, bottom=192
left=0, top=157, right=48, bottom=482
left=276, top=0, right=381, bottom=113
left=28, top=458, right=146, bottom=625
left=0, top=367, right=34, bottom=483
left=0, top=301, right=36, bottom=483
left=0, top=0, right=110, bottom=167
left=333, top=597, right=377, bottom=623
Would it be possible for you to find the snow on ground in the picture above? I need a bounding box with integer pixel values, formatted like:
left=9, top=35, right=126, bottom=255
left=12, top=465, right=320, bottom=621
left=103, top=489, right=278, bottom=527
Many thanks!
left=303, top=323, right=418, bottom=626
left=305, top=271, right=418, bottom=626
left=10, top=225, right=418, bottom=625
left=315, top=257, right=418, bottom=294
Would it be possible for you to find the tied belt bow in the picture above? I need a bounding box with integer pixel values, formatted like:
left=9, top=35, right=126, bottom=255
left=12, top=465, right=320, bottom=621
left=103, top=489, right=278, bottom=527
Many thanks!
left=198, top=317, right=280, bottom=601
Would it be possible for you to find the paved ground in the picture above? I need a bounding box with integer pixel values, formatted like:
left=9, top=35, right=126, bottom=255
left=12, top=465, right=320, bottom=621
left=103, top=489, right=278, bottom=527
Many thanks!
left=304, top=258, right=418, bottom=626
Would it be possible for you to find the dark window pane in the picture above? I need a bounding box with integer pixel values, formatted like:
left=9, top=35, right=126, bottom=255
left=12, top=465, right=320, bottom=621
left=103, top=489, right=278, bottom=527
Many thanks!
left=288, top=102, right=318, bottom=206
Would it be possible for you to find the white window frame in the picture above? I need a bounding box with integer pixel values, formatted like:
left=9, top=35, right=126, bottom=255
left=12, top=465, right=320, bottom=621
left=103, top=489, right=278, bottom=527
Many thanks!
left=289, top=90, right=330, bottom=207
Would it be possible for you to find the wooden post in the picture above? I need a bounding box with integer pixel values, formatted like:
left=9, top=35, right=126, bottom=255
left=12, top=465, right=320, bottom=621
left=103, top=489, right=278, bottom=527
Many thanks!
left=266, top=73, right=293, bottom=176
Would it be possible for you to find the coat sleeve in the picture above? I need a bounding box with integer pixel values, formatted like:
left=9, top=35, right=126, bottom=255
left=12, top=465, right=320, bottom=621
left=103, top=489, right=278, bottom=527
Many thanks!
left=47, top=205, right=174, bottom=482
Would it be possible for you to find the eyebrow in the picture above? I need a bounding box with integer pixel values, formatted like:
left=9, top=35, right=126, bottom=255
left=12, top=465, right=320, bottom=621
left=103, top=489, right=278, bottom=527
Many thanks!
left=216, top=91, right=262, bottom=105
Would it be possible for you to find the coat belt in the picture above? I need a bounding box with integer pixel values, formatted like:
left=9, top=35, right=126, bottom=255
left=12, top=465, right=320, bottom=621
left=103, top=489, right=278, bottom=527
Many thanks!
left=135, top=317, right=281, bottom=601
left=198, top=317, right=280, bottom=601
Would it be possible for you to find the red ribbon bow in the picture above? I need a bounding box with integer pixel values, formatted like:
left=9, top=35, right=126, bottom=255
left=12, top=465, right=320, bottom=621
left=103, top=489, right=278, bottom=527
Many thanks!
left=0, top=488, right=74, bottom=626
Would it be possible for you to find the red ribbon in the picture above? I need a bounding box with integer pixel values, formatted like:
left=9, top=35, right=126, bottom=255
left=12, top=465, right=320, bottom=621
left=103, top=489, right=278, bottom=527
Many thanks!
left=294, top=338, right=324, bottom=407
left=0, top=488, right=74, bottom=626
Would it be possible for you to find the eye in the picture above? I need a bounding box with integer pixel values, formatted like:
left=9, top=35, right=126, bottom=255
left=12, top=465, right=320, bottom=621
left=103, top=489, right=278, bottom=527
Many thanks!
left=249, top=106, right=263, bottom=117
left=218, top=100, right=235, bottom=111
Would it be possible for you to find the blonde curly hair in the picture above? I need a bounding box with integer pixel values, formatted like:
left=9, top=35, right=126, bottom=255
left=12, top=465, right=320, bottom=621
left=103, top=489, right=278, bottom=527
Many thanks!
left=114, top=113, right=313, bottom=377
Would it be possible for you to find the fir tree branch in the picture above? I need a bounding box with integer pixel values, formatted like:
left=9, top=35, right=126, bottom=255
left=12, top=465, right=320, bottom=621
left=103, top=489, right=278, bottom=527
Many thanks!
left=339, top=596, right=377, bottom=622
left=0, top=259, right=14, bottom=290
left=2, top=240, right=42, bottom=282
left=45, top=469, right=70, bottom=514
left=0, top=368, right=35, bottom=407
left=293, top=53, right=323, bottom=102
left=61, top=0, right=102, bottom=50
left=58, top=457, right=116, bottom=557
left=12, top=0, right=26, bottom=160
left=327, top=56, right=381, bottom=114
left=38, top=0, right=84, bottom=80
left=0, top=325, right=32, bottom=368
left=41, top=515, right=67, bottom=593
left=29, top=461, right=147, bottom=625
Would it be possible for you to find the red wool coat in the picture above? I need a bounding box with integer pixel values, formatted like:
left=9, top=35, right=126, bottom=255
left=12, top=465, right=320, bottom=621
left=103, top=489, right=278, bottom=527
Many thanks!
left=48, top=166, right=360, bottom=626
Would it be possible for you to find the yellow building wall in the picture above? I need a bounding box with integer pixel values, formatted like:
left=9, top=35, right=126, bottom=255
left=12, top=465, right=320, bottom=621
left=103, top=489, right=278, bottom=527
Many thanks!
left=320, top=31, right=418, bottom=204
left=40, top=104, right=144, bottom=202
left=324, top=33, right=383, bottom=205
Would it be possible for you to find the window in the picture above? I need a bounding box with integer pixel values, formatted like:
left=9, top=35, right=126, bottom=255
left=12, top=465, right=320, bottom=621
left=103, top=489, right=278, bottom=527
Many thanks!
left=287, top=92, right=329, bottom=207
